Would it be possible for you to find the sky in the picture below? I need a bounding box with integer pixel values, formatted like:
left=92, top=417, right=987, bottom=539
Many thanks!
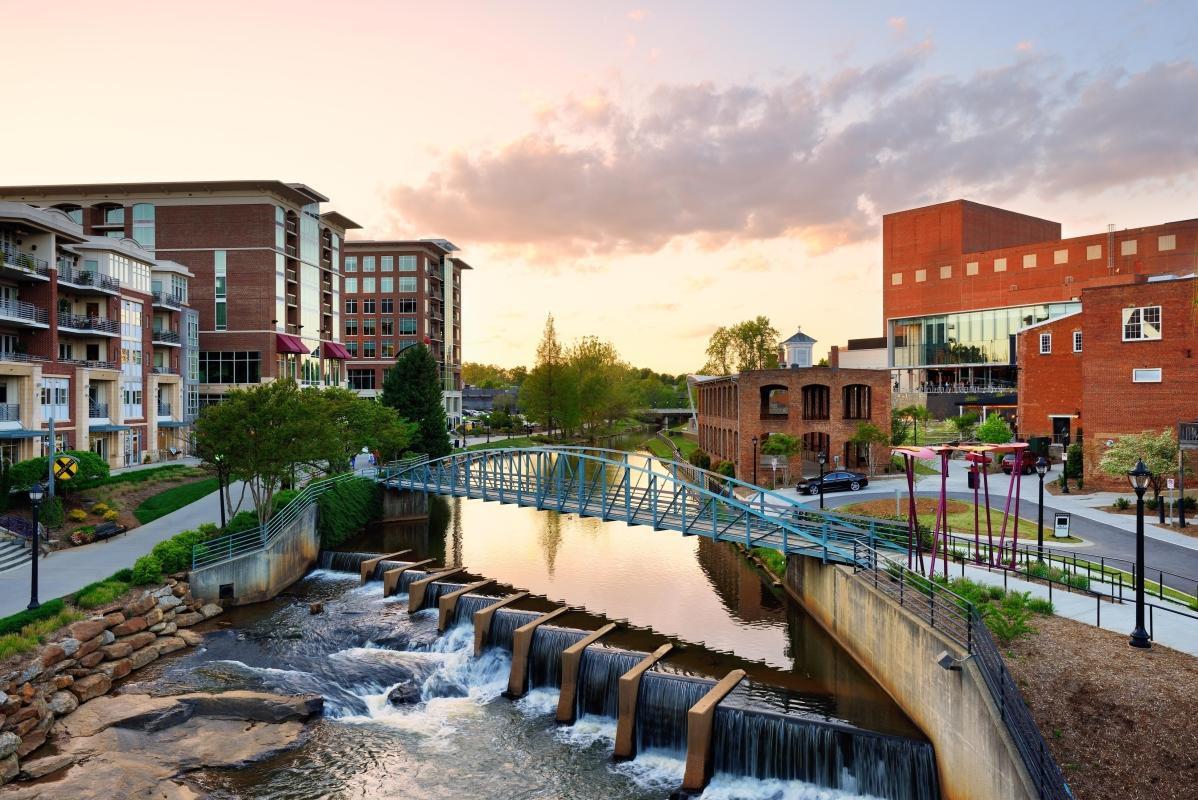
left=5, top=1, right=1198, bottom=373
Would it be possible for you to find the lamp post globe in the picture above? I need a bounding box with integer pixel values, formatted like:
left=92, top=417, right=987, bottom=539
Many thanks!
left=1127, top=459, right=1152, bottom=649
left=1034, top=457, right=1048, bottom=562
left=27, top=482, right=45, bottom=610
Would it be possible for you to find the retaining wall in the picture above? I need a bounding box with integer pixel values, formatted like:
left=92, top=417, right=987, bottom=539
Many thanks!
left=190, top=504, right=319, bottom=606
left=785, top=556, right=1038, bottom=800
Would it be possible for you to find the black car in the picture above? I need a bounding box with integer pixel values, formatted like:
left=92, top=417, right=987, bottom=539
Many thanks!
left=798, top=470, right=869, bottom=495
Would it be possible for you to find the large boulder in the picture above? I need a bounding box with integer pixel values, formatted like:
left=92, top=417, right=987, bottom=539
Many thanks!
left=0, top=731, right=20, bottom=759
left=180, top=691, right=323, bottom=723
left=129, top=646, right=160, bottom=671
left=49, top=690, right=79, bottom=716
left=111, top=616, right=148, bottom=637
left=68, top=620, right=106, bottom=642
left=155, top=636, right=187, bottom=656
left=386, top=680, right=423, bottom=705
left=69, top=673, right=111, bottom=703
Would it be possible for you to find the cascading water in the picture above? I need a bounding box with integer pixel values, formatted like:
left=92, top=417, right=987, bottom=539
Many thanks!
left=453, top=593, right=498, bottom=626
left=396, top=569, right=429, bottom=595
left=634, top=672, right=714, bottom=756
left=371, top=559, right=414, bottom=580
left=525, top=625, right=588, bottom=690
left=711, top=706, right=941, bottom=800
left=575, top=646, right=641, bottom=719
left=415, top=580, right=466, bottom=612
left=316, top=551, right=377, bottom=572
left=485, top=608, right=540, bottom=650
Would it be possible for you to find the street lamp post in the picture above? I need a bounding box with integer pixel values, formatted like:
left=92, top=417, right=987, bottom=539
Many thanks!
left=27, top=482, right=44, bottom=610
left=818, top=451, right=827, bottom=510
left=751, top=436, right=758, bottom=485
left=1034, top=456, right=1049, bottom=562
left=1128, top=459, right=1152, bottom=649
left=213, top=454, right=227, bottom=529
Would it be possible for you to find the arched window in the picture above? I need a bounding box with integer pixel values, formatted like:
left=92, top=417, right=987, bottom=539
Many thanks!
left=842, top=384, right=871, bottom=420
left=802, top=432, right=830, bottom=459
left=801, top=385, right=830, bottom=420
left=759, top=384, right=788, bottom=419
left=51, top=204, right=83, bottom=225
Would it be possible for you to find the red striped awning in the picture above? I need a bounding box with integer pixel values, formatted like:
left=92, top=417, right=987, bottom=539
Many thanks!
left=276, top=334, right=309, bottom=355
left=322, top=342, right=351, bottom=360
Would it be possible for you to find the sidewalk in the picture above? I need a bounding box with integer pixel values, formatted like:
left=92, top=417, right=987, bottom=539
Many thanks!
left=0, top=481, right=238, bottom=618
left=109, top=456, right=202, bottom=475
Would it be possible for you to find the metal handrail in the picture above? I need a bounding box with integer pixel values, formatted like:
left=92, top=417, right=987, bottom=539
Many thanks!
left=0, top=242, right=50, bottom=275
left=151, top=290, right=183, bottom=308
left=0, top=404, right=18, bottom=422
left=59, top=264, right=121, bottom=291
left=59, top=313, right=119, bottom=334
left=152, top=328, right=181, bottom=344
left=151, top=366, right=178, bottom=375
left=89, top=402, right=109, bottom=418
left=0, top=298, right=48, bottom=325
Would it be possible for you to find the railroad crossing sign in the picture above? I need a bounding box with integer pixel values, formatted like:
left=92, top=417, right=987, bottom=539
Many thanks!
left=53, top=455, right=79, bottom=481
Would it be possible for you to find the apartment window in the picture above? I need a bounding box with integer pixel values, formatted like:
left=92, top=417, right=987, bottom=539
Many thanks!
left=345, top=298, right=357, bottom=314
left=346, top=341, right=358, bottom=356
left=381, top=317, right=394, bottom=335
left=103, top=206, right=125, bottom=226
left=363, top=256, right=376, bottom=273
left=1023, top=254, right=1036, bottom=269
left=381, top=340, right=395, bottom=358
left=362, top=318, right=376, bottom=336
left=1121, top=239, right=1138, bottom=256
left=58, top=343, right=73, bottom=361
left=1132, top=368, right=1162, bottom=383
left=214, top=251, right=227, bottom=331
left=1122, top=306, right=1162, bottom=341
left=380, top=277, right=394, bottom=293
left=348, top=369, right=375, bottom=390
left=914, top=269, right=926, bottom=283
left=1073, top=331, right=1082, bottom=352
left=1087, top=244, right=1102, bottom=260
left=122, top=381, right=143, bottom=420
left=399, top=317, right=417, bottom=335
left=381, top=256, right=394, bottom=272
left=131, top=203, right=155, bottom=251
left=1054, top=249, right=1068, bottom=264
left=381, top=298, right=395, bottom=313
left=363, top=277, right=376, bottom=293
left=345, top=277, right=357, bottom=293
left=344, top=319, right=358, bottom=336
left=398, top=255, right=417, bottom=272
left=397, top=298, right=415, bottom=313
left=1039, top=333, right=1051, bottom=354
left=994, top=258, right=1007, bottom=272
left=398, top=338, right=417, bottom=352
left=198, top=351, right=262, bottom=383
left=344, top=256, right=357, bottom=273
left=275, top=206, right=286, bottom=250
left=41, top=377, right=70, bottom=422
left=362, top=299, right=376, bottom=314
left=891, top=273, right=903, bottom=286
left=1159, top=234, right=1176, bottom=252
left=399, top=277, right=417, bottom=292
left=939, top=265, right=951, bottom=279
left=363, top=341, right=377, bottom=358
left=965, top=261, right=978, bottom=276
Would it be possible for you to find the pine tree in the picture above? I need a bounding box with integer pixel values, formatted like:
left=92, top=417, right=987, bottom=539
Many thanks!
left=520, top=315, right=574, bottom=435
left=381, top=345, right=450, bottom=458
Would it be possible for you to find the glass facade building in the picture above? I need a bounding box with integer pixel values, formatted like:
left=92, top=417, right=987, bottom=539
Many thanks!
left=890, top=302, right=1080, bottom=368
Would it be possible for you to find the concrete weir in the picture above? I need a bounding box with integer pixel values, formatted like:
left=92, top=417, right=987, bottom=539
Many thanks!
left=359, top=550, right=411, bottom=583
left=681, top=669, right=747, bottom=792
left=613, top=643, right=673, bottom=759
left=554, top=623, right=617, bottom=724
left=505, top=607, right=570, bottom=698
left=473, top=593, right=530, bottom=656
left=437, top=579, right=496, bottom=632
left=408, top=568, right=466, bottom=612
left=381, top=559, right=436, bottom=598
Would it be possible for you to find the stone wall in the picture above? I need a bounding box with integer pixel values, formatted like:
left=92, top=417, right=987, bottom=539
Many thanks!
left=0, top=578, right=221, bottom=785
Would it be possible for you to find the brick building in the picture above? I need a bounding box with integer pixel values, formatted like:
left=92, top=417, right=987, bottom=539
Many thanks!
left=694, top=366, right=891, bottom=482
left=1016, top=273, right=1198, bottom=480
left=0, top=202, right=196, bottom=467
left=0, top=181, right=360, bottom=405
left=883, top=200, right=1198, bottom=418
left=341, top=240, right=469, bottom=429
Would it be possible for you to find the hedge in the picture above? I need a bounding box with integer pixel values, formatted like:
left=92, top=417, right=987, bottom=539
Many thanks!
left=316, top=478, right=381, bottom=548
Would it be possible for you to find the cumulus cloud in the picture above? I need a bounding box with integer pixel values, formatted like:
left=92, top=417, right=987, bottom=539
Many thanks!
left=386, top=55, right=1198, bottom=261
left=888, top=16, right=907, bottom=34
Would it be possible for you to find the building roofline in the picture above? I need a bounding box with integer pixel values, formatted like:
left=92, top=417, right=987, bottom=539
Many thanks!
left=320, top=211, right=362, bottom=230
left=1015, top=309, right=1083, bottom=334
left=0, top=180, right=331, bottom=209
left=0, top=201, right=87, bottom=242
left=344, top=238, right=456, bottom=254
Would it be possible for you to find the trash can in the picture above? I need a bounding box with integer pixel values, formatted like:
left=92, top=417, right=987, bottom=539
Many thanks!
left=967, top=466, right=979, bottom=490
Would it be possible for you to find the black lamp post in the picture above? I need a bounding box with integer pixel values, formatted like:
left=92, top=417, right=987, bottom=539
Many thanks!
left=27, top=482, right=44, bottom=610
left=1034, top=456, right=1049, bottom=562
left=1128, top=459, right=1152, bottom=649
left=213, top=454, right=227, bottom=529
left=751, top=436, right=758, bottom=485
left=818, top=451, right=827, bottom=510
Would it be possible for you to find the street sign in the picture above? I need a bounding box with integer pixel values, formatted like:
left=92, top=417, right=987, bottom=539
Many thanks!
left=1168, top=477, right=1176, bottom=490
left=1052, top=512, right=1071, bottom=539
left=53, top=455, right=79, bottom=481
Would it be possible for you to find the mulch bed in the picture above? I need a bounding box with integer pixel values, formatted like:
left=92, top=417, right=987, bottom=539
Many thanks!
left=1003, top=615, right=1198, bottom=800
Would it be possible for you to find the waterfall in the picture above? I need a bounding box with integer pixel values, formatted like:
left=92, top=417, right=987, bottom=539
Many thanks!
left=711, top=706, right=941, bottom=800
left=371, top=559, right=414, bottom=580
left=486, top=609, right=540, bottom=651
left=524, top=625, right=587, bottom=690
left=397, top=569, right=429, bottom=595
left=316, top=551, right=376, bottom=572
left=574, top=646, right=641, bottom=719
left=453, top=593, right=497, bottom=626
left=634, top=672, right=713, bottom=756
left=415, top=581, right=466, bottom=612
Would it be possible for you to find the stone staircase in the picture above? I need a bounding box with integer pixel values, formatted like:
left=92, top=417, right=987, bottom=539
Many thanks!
left=0, top=538, right=30, bottom=573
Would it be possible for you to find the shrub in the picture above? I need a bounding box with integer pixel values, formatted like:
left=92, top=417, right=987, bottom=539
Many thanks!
left=91, top=502, right=110, bottom=515
left=1066, top=572, right=1090, bottom=591
left=1113, top=497, right=1130, bottom=511
left=112, top=567, right=134, bottom=582
left=1027, top=597, right=1055, bottom=615
left=9, top=450, right=109, bottom=491
left=69, top=526, right=96, bottom=545
left=1145, top=497, right=1159, bottom=511
left=984, top=592, right=1035, bottom=643
left=687, top=448, right=712, bottom=471
left=1065, top=442, right=1083, bottom=480
left=67, top=508, right=88, bottom=522
left=713, top=460, right=736, bottom=478
left=102, top=509, right=120, bottom=522
left=74, top=578, right=132, bottom=609
left=39, top=496, right=64, bottom=528
left=151, top=527, right=211, bottom=574
left=131, top=554, right=163, bottom=585
left=316, top=478, right=382, bottom=548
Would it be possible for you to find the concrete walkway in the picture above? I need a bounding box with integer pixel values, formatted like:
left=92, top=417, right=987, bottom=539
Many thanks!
left=0, top=482, right=239, bottom=618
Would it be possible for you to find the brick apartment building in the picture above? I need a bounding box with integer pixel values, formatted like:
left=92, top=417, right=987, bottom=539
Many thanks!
left=341, top=240, right=469, bottom=430
left=0, top=181, right=360, bottom=407
left=694, top=366, right=891, bottom=482
left=883, top=199, right=1198, bottom=420
left=0, top=201, right=197, bottom=467
left=1016, top=274, right=1198, bottom=481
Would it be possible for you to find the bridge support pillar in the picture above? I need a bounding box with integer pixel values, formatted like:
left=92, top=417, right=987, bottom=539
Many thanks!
left=473, top=592, right=529, bottom=656
left=437, top=579, right=496, bottom=633
left=613, top=643, right=673, bottom=759
left=381, top=559, right=435, bottom=598
left=505, top=606, right=570, bottom=699
left=680, top=669, right=746, bottom=793
left=555, top=623, right=617, bottom=724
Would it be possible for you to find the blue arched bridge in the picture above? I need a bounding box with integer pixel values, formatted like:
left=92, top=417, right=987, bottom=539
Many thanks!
left=381, top=447, right=907, bottom=566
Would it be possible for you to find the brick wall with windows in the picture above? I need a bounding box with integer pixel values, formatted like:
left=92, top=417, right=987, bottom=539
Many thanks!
left=1015, top=313, right=1083, bottom=443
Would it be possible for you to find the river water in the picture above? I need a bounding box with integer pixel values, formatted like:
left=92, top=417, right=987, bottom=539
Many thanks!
left=127, top=457, right=939, bottom=799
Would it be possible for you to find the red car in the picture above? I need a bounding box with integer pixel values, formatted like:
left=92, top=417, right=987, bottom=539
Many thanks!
left=1000, top=453, right=1048, bottom=475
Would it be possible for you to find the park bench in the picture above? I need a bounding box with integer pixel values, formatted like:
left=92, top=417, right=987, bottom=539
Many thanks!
left=92, top=521, right=128, bottom=542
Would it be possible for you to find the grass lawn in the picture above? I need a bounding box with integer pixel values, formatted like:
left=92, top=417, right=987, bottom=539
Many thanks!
left=645, top=433, right=699, bottom=462
left=841, top=497, right=1046, bottom=538
left=133, top=477, right=220, bottom=524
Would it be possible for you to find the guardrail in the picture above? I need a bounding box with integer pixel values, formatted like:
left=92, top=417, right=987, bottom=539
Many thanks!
left=59, top=265, right=121, bottom=291
left=0, top=298, right=48, bottom=325
left=59, top=313, right=119, bottom=334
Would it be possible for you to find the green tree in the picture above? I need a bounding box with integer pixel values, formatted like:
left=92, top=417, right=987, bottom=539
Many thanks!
left=381, top=344, right=451, bottom=458
left=701, top=316, right=780, bottom=374
left=896, top=405, right=932, bottom=444
left=1099, top=429, right=1179, bottom=517
left=976, top=413, right=1014, bottom=444
left=1065, top=442, right=1083, bottom=481
left=520, top=314, right=579, bottom=436
left=949, top=412, right=980, bottom=440
left=760, top=432, right=801, bottom=457
left=310, top=387, right=416, bottom=470
left=849, top=422, right=890, bottom=475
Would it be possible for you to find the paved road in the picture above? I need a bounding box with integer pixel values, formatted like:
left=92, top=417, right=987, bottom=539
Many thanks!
left=0, top=482, right=238, bottom=618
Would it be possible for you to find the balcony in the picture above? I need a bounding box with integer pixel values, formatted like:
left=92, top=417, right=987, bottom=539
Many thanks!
left=0, top=404, right=19, bottom=423
left=157, top=402, right=172, bottom=417
left=151, top=291, right=183, bottom=310
left=89, top=402, right=109, bottom=419
left=58, top=313, right=119, bottom=336
left=151, top=365, right=177, bottom=375
left=285, top=244, right=297, bottom=257
left=63, top=358, right=118, bottom=371
left=286, top=269, right=297, bottom=283
left=58, top=264, right=121, bottom=295
left=152, top=329, right=181, bottom=346
left=0, top=298, right=49, bottom=328
left=0, top=350, right=44, bottom=365
left=0, top=242, right=51, bottom=282
left=286, top=293, right=297, bottom=307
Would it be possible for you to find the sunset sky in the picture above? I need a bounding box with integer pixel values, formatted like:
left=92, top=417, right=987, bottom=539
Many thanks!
left=7, top=1, right=1198, bottom=373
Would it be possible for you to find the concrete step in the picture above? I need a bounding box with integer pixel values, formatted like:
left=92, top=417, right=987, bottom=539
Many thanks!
left=0, top=542, right=31, bottom=573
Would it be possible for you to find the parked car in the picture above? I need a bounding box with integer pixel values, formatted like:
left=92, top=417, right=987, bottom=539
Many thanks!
left=797, top=470, right=869, bottom=495
left=1000, top=453, right=1046, bottom=475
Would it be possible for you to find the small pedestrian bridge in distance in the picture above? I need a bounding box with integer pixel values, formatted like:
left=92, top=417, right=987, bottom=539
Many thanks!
left=381, top=446, right=907, bottom=566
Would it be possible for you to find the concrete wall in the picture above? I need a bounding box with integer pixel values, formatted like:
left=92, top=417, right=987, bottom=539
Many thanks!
left=190, top=504, right=319, bottom=605
left=786, top=556, right=1038, bottom=800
